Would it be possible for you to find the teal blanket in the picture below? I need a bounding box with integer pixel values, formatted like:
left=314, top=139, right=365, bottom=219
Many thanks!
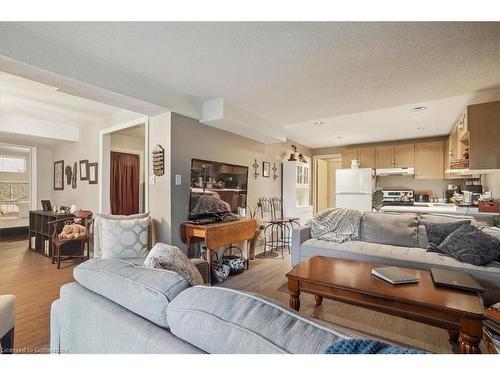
left=325, top=339, right=426, bottom=354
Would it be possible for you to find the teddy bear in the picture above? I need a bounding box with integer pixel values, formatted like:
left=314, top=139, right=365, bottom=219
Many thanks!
left=58, top=224, right=88, bottom=239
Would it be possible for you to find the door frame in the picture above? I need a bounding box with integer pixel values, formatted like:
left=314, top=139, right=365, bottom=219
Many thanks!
left=99, top=116, right=149, bottom=214
left=312, top=153, right=341, bottom=214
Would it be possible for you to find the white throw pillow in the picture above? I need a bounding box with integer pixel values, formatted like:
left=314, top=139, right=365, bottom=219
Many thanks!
left=144, top=243, right=204, bottom=286
left=99, top=214, right=150, bottom=259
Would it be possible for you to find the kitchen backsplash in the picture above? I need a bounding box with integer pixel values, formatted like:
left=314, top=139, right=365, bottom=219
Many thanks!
left=377, top=176, right=466, bottom=200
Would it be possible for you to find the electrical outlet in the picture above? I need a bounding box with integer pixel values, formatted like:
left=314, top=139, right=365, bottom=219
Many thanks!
left=175, top=174, right=182, bottom=186
left=149, top=175, right=156, bottom=185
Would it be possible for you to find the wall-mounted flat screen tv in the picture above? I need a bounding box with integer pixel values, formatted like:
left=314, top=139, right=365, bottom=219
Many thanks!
left=188, top=158, right=248, bottom=220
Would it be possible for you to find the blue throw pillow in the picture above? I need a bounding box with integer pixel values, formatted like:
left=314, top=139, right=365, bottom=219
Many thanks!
left=325, top=339, right=425, bottom=354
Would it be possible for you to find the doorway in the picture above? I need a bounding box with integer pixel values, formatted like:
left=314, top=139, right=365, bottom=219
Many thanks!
left=313, top=154, right=342, bottom=213
left=0, top=144, right=36, bottom=230
left=99, top=119, right=149, bottom=214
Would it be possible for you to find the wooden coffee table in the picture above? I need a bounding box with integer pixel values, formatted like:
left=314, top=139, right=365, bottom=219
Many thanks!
left=286, top=256, right=485, bottom=354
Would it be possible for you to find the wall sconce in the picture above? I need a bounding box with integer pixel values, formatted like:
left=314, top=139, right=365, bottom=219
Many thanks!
left=252, top=159, right=260, bottom=179
left=272, top=163, right=278, bottom=180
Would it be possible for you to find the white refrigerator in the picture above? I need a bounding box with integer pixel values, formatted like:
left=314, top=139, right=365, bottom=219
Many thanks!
left=335, top=168, right=375, bottom=211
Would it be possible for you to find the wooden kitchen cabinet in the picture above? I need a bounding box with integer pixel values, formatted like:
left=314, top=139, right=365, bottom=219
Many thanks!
left=468, top=100, right=500, bottom=170
left=341, top=148, right=359, bottom=169
left=394, top=143, right=414, bottom=167
left=376, top=144, right=414, bottom=168
left=415, top=141, right=444, bottom=180
left=358, top=147, right=376, bottom=168
left=375, top=145, right=394, bottom=168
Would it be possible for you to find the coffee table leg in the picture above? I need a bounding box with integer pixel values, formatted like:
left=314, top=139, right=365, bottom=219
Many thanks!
left=315, top=295, right=323, bottom=306
left=458, top=317, right=482, bottom=354
left=288, top=278, right=300, bottom=311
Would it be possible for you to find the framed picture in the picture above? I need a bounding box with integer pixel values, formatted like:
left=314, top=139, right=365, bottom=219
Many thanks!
left=79, top=159, right=89, bottom=180
left=53, top=160, right=64, bottom=190
left=262, top=161, right=270, bottom=178
left=88, top=162, right=98, bottom=184
left=41, top=200, right=52, bottom=212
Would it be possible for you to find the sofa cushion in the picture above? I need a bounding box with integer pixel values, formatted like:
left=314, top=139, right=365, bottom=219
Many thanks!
left=360, top=212, right=418, bottom=248
left=166, top=286, right=351, bottom=354
left=437, top=223, right=500, bottom=266
left=73, top=258, right=190, bottom=328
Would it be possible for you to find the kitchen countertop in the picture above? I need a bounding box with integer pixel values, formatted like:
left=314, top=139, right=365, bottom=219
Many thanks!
left=380, top=203, right=499, bottom=217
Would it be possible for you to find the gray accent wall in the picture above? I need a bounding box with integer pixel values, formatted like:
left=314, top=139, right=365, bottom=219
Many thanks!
left=170, top=113, right=311, bottom=251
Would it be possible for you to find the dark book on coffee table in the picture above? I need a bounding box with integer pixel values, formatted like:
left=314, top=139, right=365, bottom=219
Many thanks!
left=431, top=268, right=484, bottom=293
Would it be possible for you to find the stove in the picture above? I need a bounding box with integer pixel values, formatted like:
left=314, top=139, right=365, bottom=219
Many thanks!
left=382, top=189, right=415, bottom=206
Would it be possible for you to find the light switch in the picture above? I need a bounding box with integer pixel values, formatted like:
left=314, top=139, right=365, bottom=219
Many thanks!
left=175, top=174, right=182, bottom=185
left=149, top=175, right=156, bottom=185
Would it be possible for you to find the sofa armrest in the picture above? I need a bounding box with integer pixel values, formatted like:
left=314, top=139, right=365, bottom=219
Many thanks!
left=50, top=299, right=61, bottom=354
left=291, top=226, right=311, bottom=266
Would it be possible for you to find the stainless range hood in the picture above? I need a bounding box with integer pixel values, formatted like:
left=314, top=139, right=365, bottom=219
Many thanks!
left=376, top=167, right=415, bottom=176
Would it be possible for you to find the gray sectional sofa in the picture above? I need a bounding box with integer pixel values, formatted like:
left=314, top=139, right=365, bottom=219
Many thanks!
left=292, top=211, right=500, bottom=304
left=50, top=258, right=368, bottom=354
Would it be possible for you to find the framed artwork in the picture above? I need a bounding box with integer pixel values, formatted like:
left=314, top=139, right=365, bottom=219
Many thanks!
left=88, top=162, right=98, bottom=184
left=53, top=160, right=64, bottom=190
left=41, top=200, right=52, bottom=212
left=79, top=159, right=89, bottom=180
left=262, top=161, right=270, bottom=178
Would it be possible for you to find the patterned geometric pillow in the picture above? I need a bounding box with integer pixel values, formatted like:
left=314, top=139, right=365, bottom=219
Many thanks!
left=144, top=243, right=204, bottom=286
left=99, top=215, right=150, bottom=259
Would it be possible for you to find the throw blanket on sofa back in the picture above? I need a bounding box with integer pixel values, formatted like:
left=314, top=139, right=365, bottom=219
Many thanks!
left=310, top=208, right=362, bottom=243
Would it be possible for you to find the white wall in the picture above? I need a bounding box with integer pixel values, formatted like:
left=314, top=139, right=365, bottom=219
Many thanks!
left=48, top=109, right=173, bottom=243
left=36, top=146, right=53, bottom=209
left=482, top=170, right=500, bottom=198
left=149, top=113, right=172, bottom=244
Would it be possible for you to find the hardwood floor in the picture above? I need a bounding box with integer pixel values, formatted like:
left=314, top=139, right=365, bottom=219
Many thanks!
left=0, top=233, right=78, bottom=353
left=0, top=235, right=486, bottom=354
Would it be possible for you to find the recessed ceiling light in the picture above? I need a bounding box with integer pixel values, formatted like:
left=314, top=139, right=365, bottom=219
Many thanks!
left=411, top=106, right=427, bottom=112
left=313, top=121, right=324, bottom=126
left=416, top=127, right=425, bottom=131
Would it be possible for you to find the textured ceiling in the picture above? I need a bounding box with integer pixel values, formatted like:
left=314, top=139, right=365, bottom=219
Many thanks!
left=4, top=22, right=500, bottom=146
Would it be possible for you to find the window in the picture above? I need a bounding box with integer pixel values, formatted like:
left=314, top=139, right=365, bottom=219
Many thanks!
left=0, top=156, right=27, bottom=173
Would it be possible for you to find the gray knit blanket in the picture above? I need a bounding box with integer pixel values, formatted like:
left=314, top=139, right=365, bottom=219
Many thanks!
left=310, top=208, right=362, bottom=243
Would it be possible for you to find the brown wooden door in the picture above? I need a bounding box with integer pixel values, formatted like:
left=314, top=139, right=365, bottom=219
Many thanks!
left=341, top=148, right=359, bottom=169
left=375, top=145, right=394, bottom=168
left=358, top=147, right=376, bottom=168
left=110, top=152, right=140, bottom=215
left=415, top=141, right=444, bottom=180
left=394, top=143, right=415, bottom=168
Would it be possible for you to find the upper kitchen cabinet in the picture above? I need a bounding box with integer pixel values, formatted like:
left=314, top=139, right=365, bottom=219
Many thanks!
left=415, top=141, right=444, bottom=180
left=375, top=145, right=394, bottom=168
left=467, top=100, right=500, bottom=170
left=376, top=144, right=414, bottom=168
left=394, top=143, right=414, bottom=168
left=358, top=147, right=376, bottom=168
left=341, top=148, right=359, bottom=169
